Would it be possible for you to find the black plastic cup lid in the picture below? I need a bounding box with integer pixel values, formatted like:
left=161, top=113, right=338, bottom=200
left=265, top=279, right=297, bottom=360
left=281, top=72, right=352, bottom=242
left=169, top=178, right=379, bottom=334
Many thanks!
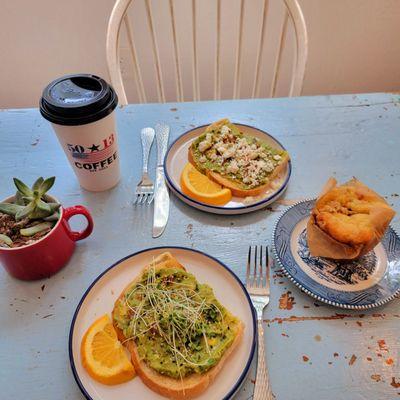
left=39, top=74, right=118, bottom=126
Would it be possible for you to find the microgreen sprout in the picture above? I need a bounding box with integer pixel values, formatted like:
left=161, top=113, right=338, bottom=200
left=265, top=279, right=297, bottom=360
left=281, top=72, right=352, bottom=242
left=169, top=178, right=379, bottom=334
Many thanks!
left=123, top=260, right=225, bottom=378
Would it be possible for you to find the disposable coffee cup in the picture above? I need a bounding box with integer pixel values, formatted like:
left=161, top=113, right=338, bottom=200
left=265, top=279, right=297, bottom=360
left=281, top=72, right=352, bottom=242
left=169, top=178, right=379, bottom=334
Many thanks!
left=40, top=74, right=120, bottom=192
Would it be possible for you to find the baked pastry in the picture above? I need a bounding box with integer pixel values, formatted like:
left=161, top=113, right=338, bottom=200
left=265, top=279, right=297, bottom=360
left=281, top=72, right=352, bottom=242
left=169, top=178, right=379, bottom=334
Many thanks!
left=189, top=119, right=289, bottom=197
left=112, top=252, right=243, bottom=399
left=307, top=178, right=396, bottom=260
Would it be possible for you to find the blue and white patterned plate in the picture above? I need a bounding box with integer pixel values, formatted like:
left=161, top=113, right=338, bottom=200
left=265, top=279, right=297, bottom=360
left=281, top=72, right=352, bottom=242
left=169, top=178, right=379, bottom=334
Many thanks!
left=272, top=199, right=400, bottom=309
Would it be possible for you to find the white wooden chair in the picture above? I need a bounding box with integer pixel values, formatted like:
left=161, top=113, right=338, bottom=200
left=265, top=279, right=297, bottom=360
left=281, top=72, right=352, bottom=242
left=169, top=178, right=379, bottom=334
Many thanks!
left=106, top=0, right=308, bottom=105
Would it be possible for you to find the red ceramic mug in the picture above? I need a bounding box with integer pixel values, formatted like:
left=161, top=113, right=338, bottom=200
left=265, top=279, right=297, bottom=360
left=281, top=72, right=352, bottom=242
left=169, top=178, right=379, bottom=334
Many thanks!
left=0, top=196, right=94, bottom=280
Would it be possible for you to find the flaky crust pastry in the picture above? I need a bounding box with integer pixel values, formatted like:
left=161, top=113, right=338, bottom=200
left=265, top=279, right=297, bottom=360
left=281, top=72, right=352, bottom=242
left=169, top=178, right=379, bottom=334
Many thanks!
left=307, top=178, right=395, bottom=260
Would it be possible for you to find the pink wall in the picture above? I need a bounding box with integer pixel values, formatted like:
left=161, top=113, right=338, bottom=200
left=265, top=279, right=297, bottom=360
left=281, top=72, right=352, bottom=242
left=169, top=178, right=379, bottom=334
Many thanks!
left=0, top=0, right=399, bottom=108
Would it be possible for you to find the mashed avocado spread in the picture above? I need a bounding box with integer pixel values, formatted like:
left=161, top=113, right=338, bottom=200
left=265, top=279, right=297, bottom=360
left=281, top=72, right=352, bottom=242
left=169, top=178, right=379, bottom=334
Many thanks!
left=191, top=121, right=287, bottom=189
left=113, top=267, right=239, bottom=379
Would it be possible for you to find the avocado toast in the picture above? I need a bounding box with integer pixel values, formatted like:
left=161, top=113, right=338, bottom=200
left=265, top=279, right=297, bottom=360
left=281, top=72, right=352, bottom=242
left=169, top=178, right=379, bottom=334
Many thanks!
left=112, top=252, right=244, bottom=399
left=189, top=119, right=289, bottom=197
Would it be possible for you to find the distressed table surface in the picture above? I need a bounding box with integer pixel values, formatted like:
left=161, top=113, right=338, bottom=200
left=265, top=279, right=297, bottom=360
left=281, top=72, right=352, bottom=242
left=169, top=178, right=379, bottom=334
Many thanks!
left=0, top=93, right=399, bottom=400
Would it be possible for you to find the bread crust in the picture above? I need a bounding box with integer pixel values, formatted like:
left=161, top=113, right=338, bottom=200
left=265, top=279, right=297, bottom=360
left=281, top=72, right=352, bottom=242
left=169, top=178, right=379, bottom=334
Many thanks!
left=112, top=252, right=244, bottom=399
left=188, top=146, right=289, bottom=198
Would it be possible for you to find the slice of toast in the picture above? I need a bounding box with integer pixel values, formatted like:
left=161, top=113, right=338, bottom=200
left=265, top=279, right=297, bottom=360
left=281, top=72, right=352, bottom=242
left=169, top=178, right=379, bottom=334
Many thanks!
left=189, top=119, right=289, bottom=197
left=188, top=146, right=289, bottom=197
left=112, top=252, right=244, bottom=399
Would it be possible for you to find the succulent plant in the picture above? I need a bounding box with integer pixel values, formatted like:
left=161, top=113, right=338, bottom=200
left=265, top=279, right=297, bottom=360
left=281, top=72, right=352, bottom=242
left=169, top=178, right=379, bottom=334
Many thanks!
left=20, top=222, right=54, bottom=237
left=0, top=234, right=12, bottom=246
left=0, top=177, right=60, bottom=247
left=0, top=177, right=60, bottom=221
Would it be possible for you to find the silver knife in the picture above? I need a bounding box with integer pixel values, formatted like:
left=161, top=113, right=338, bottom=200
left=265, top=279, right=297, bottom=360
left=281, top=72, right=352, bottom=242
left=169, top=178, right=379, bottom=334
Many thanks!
left=152, top=123, right=170, bottom=238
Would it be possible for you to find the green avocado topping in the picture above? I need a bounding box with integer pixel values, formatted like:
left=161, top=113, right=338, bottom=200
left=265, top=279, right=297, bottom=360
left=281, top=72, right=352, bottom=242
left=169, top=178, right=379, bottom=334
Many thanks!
left=113, top=267, right=239, bottom=379
left=191, top=122, right=287, bottom=189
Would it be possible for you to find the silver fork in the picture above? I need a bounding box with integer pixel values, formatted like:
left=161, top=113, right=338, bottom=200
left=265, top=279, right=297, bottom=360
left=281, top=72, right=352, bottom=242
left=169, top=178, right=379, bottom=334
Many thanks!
left=246, top=245, right=272, bottom=400
left=134, top=127, right=155, bottom=205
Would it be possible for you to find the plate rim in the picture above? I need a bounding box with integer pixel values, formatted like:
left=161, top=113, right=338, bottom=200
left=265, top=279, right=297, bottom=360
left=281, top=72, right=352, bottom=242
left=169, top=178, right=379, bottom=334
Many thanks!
left=167, top=179, right=288, bottom=215
left=272, top=198, right=400, bottom=310
left=68, top=246, right=257, bottom=400
left=164, top=122, right=292, bottom=212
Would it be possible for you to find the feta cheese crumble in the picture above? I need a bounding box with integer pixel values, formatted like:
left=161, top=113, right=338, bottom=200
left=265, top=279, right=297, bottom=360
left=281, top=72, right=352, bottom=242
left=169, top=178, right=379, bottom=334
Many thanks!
left=194, top=123, right=286, bottom=189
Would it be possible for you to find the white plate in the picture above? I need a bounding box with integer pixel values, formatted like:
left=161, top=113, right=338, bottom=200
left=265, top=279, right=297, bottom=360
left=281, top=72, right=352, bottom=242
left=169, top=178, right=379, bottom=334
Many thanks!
left=69, top=247, right=256, bottom=400
left=164, top=123, right=291, bottom=215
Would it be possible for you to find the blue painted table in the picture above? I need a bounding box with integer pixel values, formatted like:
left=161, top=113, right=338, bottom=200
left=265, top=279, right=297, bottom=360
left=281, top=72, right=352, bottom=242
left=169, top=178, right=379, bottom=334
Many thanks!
left=1, top=93, right=399, bottom=400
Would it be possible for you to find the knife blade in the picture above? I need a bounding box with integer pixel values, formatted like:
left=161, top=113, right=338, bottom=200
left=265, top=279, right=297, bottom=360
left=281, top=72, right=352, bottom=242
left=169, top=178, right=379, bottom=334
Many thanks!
left=152, top=123, right=170, bottom=238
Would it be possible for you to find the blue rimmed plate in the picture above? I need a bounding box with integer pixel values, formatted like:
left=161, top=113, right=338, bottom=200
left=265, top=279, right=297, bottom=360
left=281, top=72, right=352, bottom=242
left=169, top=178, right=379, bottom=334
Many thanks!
left=272, top=199, right=400, bottom=309
left=69, top=246, right=256, bottom=400
left=164, top=123, right=291, bottom=215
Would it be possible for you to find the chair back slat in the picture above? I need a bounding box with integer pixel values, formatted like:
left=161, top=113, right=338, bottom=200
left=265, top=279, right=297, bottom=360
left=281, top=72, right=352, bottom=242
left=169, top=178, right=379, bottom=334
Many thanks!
left=233, top=0, right=245, bottom=100
left=123, top=14, right=147, bottom=103
left=169, top=0, right=184, bottom=102
left=252, top=0, right=269, bottom=99
left=191, top=0, right=200, bottom=101
left=144, top=0, right=165, bottom=102
left=270, top=11, right=288, bottom=98
left=214, top=0, right=222, bottom=100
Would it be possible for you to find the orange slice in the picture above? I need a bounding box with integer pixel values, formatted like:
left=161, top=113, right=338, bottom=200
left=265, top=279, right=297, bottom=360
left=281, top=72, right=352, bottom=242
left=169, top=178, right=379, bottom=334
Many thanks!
left=81, top=314, right=135, bottom=385
left=180, top=163, right=232, bottom=205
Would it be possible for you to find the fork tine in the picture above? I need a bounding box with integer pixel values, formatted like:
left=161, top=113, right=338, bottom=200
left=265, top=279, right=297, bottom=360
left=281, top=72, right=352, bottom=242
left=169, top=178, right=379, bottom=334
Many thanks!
left=147, top=193, right=154, bottom=205
left=246, top=246, right=251, bottom=287
left=259, top=246, right=263, bottom=288
left=253, top=245, right=258, bottom=286
left=266, top=246, right=270, bottom=292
